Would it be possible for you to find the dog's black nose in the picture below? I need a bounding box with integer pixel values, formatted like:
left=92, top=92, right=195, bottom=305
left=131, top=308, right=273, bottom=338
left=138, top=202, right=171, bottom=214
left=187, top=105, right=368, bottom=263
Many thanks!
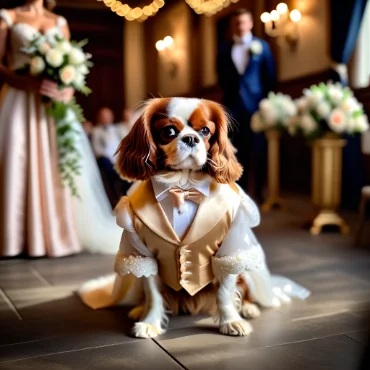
left=182, top=134, right=200, bottom=147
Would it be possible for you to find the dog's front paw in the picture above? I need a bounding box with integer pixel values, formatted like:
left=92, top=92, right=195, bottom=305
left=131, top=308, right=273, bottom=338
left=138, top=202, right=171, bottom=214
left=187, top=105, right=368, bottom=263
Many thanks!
left=240, top=302, right=261, bottom=319
left=133, top=322, right=166, bottom=339
left=219, top=320, right=253, bottom=337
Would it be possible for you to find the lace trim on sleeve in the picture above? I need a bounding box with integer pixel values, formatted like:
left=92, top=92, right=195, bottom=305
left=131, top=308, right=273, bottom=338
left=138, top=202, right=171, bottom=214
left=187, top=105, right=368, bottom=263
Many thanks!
left=114, top=252, right=158, bottom=278
left=212, top=245, right=264, bottom=277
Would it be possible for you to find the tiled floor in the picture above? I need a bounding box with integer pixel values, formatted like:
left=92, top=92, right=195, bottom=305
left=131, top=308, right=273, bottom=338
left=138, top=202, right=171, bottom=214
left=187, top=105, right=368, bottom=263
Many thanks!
left=0, top=196, right=369, bottom=369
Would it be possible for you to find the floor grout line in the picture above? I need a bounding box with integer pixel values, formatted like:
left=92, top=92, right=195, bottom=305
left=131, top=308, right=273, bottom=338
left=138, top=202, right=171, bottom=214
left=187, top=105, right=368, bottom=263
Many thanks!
left=0, top=340, right=138, bottom=364
left=0, top=288, right=23, bottom=321
left=152, top=338, right=188, bottom=370
left=29, top=268, right=52, bottom=287
left=344, top=334, right=363, bottom=345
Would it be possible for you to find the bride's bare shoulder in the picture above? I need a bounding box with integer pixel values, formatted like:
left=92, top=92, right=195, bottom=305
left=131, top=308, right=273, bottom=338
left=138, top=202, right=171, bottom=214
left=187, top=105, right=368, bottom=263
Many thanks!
left=44, top=9, right=61, bottom=21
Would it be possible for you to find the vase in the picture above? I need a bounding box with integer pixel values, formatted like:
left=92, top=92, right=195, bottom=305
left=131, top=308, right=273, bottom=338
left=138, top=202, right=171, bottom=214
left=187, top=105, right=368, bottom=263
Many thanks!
left=261, top=129, right=284, bottom=212
left=310, top=132, right=349, bottom=235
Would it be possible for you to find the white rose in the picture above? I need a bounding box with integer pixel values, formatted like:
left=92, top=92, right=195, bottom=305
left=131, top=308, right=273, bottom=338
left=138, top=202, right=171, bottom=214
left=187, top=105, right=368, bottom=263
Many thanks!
left=280, top=98, right=297, bottom=117
left=59, top=65, right=77, bottom=85
left=308, top=90, right=324, bottom=107
left=296, top=97, right=309, bottom=113
left=56, top=40, right=72, bottom=54
left=73, top=71, right=85, bottom=89
left=38, top=42, right=51, bottom=55
left=327, top=85, right=343, bottom=105
left=328, top=108, right=347, bottom=133
left=316, top=101, right=331, bottom=119
left=301, top=114, right=318, bottom=135
left=250, top=40, right=263, bottom=55
left=68, top=48, right=85, bottom=65
left=77, top=64, right=89, bottom=75
left=46, top=49, right=63, bottom=68
left=30, top=56, right=45, bottom=76
left=353, top=116, right=369, bottom=133
left=340, top=97, right=360, bottom=113
left=251, top=113, right=264, bottom=132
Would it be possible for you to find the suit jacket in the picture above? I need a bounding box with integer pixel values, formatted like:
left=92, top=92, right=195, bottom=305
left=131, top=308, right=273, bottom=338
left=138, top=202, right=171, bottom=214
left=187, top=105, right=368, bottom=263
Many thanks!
left=217, top=37, right=276, bottom=115
left=121, top=180, right=241, bottom=295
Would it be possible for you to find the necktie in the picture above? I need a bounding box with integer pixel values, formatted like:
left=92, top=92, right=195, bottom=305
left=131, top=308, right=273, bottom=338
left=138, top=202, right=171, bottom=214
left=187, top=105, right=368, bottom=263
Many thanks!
left=168, top=188, right=204, bottom=214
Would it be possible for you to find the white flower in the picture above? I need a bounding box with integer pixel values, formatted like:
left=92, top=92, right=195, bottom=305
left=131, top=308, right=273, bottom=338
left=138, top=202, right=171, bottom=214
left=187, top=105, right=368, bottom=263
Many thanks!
left=340, top=97, right=361, bottom=113
left=296, top=97, right=310, bottom=113
left=316, top=101, right=331, bottom=119
left=308, top=90, right=324, bottom=107
left=56, top=40, right=72, bottom=54
left=46, top=48, right=63, bottom=68
left=300, top=114, right=318, bottom=135
left=251, top=113, right=265, bottom=132
left=250, top=40, right=263, bottom=55
left=38, top=42, right=51, bottom=55
left=68, top=47, right=85, bottom=65
left=328, top=108, right=347, bottom=133
left=280, top=97, right=297, bottom=117
left=30, top=56, right=45, bottom=76
left=77, top=64, right=89, bottom=75
left=353, top=115, right=369, bottom=133
left=59, top=65, right=76, bottom=85
left=73, top=71, right=85, bottom=89
left=327, top=85, right=343, bottom=105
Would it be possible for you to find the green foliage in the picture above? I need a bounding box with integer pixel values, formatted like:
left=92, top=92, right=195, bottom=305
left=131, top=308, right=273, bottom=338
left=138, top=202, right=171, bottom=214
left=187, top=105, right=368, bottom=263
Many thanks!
left=47, top=99, right=84, bottom=198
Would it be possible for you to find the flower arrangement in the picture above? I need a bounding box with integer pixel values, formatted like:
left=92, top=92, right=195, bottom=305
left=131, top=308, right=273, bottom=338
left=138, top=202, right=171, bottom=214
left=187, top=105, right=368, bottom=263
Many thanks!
left=289, top=82, right=369, bottom=139
left=251, top=92, right=297, bottom=132
left=19, top=35, right=93, bottom=197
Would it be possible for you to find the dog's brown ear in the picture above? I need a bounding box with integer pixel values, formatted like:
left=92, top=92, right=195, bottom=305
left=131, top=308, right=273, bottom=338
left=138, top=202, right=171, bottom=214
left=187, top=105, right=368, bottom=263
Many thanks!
left=115, top=99, right=168, bottom=181
left=203, top=100, right=243, bottom=184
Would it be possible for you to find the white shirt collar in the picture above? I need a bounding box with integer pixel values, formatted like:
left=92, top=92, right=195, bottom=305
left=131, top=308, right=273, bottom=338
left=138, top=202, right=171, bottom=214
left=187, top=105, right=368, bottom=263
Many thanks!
left=233, top=32, right=253, bottom=45
left=151, top=175, right=211, bottom=202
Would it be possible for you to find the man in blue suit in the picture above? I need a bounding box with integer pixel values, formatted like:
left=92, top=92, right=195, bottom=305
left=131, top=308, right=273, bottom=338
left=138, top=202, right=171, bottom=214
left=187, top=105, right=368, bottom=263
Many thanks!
left=217, top=8, right=276, bottom=202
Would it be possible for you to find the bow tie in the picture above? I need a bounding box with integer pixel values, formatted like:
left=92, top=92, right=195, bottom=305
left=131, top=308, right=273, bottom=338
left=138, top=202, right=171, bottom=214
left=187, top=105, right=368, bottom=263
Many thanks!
left=168, top=188, right=204, bottom=214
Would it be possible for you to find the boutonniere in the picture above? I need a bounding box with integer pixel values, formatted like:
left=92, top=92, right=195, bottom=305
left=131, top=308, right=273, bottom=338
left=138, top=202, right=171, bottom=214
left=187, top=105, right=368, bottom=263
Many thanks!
left=249, top=40, right=263, bottom=57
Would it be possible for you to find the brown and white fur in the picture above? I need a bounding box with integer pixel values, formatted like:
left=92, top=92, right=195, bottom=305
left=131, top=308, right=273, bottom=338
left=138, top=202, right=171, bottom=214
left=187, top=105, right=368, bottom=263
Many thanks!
left=115, top=98, right=260, bottom=338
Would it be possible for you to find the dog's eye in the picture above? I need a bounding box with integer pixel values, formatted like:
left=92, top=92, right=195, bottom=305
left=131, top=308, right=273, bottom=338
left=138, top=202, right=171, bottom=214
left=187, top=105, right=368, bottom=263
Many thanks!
left=161, top=126, right=178, bottom=139
left=200, top=127, right=211, bottom=137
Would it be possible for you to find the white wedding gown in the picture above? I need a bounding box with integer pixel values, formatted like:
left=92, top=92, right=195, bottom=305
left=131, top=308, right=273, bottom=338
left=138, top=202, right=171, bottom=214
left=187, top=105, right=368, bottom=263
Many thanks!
left=0, top=9, right=122, bottom=256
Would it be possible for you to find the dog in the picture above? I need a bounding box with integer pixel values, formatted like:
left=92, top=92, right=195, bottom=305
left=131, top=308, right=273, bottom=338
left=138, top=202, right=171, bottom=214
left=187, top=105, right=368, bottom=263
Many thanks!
left=79, top=97, right=309, bottom=339
left=111, top=97, right=274, bottom=338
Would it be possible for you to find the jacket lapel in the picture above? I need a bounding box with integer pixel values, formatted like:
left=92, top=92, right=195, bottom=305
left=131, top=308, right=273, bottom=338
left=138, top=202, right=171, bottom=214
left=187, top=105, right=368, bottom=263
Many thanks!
left=181, top=183, right=240, bottom=246
left=129, top=181, right=181, bottom=245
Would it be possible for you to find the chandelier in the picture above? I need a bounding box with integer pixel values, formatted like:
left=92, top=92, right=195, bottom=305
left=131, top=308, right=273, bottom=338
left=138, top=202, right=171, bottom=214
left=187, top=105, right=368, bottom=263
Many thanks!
left=97, top=0, right=239, bottom=21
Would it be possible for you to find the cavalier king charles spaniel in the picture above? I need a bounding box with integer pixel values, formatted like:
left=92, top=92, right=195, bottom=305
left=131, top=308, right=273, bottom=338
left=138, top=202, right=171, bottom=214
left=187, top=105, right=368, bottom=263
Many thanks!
left=113, top=97, right=265, bottom=338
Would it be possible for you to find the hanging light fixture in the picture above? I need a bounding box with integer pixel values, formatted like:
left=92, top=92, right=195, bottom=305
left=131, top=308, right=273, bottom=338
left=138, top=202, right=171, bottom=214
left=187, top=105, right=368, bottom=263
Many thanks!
left=97, top=0, right=165, bottom=22
left=97, top=0, right=237, bottom=21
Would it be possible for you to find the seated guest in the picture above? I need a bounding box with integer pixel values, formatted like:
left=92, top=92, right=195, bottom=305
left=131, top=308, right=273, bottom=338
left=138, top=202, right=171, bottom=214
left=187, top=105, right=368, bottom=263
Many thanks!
left=116, top=108, right=134, bottom=140
left=92, top=107, right=130, bottom=206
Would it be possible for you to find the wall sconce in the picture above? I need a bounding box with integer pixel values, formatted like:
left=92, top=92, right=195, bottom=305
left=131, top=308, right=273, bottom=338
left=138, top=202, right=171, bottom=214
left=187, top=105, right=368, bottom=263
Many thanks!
left=155, top=36, right=178, bottom=78
left=260, top=3, right=301, bottom=50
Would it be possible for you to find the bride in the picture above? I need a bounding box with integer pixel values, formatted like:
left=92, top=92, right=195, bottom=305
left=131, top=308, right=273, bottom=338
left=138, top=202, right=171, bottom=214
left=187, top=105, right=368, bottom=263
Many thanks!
left=0, top=0, right=122, bottom=257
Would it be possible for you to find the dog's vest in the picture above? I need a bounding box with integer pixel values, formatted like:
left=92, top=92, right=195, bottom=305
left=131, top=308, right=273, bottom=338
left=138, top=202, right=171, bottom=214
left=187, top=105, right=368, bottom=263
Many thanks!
left=127, top=180, right=241, bottom=296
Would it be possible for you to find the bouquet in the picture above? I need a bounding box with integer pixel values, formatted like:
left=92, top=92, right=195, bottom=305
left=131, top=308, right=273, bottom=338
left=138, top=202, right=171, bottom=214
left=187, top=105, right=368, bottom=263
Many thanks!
left=289, top=82, right=369, bottom=139
left=251, top=92, right=297, bottom=133
left=19, top=35, right=93, bottom=197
